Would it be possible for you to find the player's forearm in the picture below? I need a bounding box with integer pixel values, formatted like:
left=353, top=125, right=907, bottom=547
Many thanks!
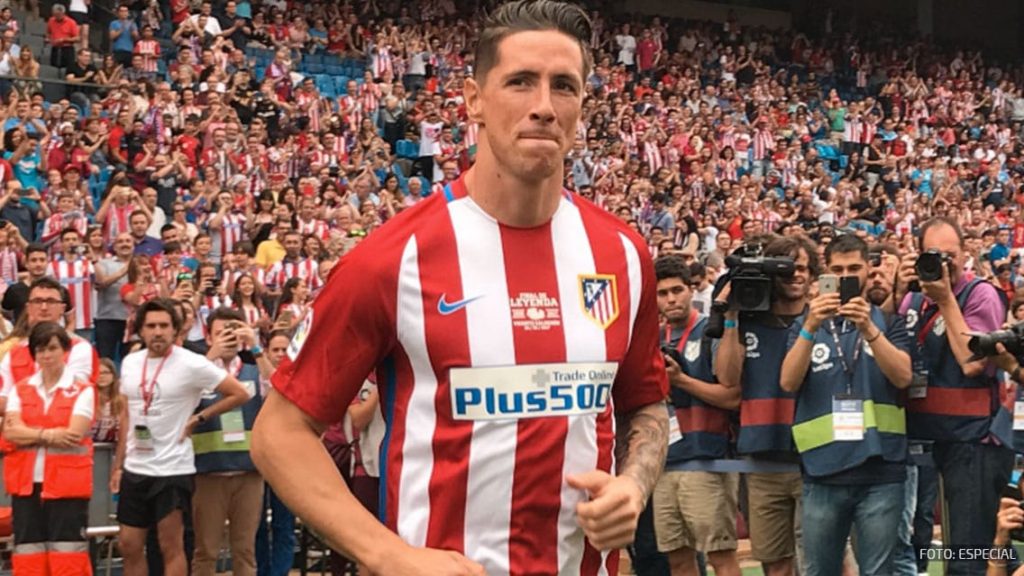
left=252, top=391, right=407, bottom=570
left=614, top=402, right=667, bottom=503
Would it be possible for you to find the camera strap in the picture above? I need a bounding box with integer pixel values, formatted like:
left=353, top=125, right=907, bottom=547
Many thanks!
left=664, top=309, right=699, bottom=353
left=917, top=302, right=941, bottom=347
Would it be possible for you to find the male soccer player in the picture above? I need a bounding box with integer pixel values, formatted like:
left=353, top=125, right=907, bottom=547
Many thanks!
left=253, top=2, right=669, bottom=575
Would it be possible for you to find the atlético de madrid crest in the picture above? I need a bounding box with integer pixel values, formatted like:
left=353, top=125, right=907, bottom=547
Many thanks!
left=579, top=274, right=620, bottom=329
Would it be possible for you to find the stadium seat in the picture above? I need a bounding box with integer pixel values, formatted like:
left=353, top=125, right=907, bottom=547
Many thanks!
left=396, top=140, right=418, bottom=159
left=304, top=63, right=325, bottom=75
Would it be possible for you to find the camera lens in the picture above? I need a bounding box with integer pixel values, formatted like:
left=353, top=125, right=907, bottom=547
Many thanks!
left=915, top=252, right=945, bottom=282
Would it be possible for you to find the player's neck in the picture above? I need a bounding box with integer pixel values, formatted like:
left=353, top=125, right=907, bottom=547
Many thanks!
left=464, top=163, right=563, bottom=228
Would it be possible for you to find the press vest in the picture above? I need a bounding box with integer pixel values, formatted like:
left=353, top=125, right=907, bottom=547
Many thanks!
left=737, top=316, right=797, bottom=455
left=790, top=307, right=907, bottom=478
left=4, top=380, right=93, bottom=499
left=192, top=361, right=262, bottom=474
left=663, top=313, right=732, bottom=463
left=906, top=278, right=1011, bottom=445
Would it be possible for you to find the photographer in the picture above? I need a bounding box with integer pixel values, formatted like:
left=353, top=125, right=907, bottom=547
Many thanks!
left=192, top=308, right=264, bottom=576
left=780, top=234, right=912, bottom=575
left=896, top=216, right=1012, bottom=576
left=649, top=255, right=741, bottom=576
left=716, top=235, right=819, bottom=576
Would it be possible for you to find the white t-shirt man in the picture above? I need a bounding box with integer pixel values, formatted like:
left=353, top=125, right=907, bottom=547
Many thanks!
left=7, top=369, right=94, bottom=482
left=121, top=346, right=228, bottom=477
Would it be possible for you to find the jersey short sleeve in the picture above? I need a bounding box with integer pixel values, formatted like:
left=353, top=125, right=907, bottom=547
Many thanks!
left=611, top=240, right=669, bottom=414
left=181, top=350, right=229, bottom=394
left=271, top=241, right=397, bottom=425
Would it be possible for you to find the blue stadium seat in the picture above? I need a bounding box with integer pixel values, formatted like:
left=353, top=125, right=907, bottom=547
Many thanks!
left=304, top=62, right=325, bottom=75
left=325, top=64, right=344, bottom=77
left=396, top=140, right=418, bottom=159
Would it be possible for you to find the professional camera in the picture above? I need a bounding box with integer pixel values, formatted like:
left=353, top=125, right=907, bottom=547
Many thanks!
left=722, top=244, right=796, bottom=312
left=967, top=322, right=1024, bottom=359
left=909, top=249, right=953, bottom=291
left=705, top=243, right=795, bottom=338
left=916, top=249, right=952, bottom=282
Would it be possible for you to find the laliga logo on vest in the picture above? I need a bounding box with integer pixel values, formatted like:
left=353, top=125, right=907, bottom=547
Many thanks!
left=811, top=342, right=835, bottom=373
left=905, top=308, right=919, bottom=329
left=684, top=340, right=701, bottom=363
left=745, top=332, right=760, bottom=358
left=933, top=316, right=946, bottom=336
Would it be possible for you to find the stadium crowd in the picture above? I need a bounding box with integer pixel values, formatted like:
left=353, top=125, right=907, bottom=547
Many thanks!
left=5, top=0, right=1024, bottom=574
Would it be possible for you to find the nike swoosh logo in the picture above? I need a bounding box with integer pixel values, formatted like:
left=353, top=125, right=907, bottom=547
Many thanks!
left=438, top=294, right=482, bottom=315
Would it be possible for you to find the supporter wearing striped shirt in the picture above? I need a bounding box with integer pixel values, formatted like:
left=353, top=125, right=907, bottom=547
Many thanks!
left=254, top=3, right=669, bottom=575
left=48, top=228, right=94, bottom=337
left=265, top=230, right=321, bottom=298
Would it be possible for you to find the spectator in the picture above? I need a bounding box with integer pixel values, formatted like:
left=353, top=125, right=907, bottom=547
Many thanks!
left=1, top=242, right=49, bottom=323
left=192, top=307, right=264, bottom=576
left=48, top=227, right=95, bottom=337
left=45, top=4, right=78, bottom=70
left=129, top=209, right=162, bottom=256
left=92, top=357, right=123, bottom=442
left=3, top=322, right=95, bottom=576
left=112, top=299, right=248, bottom=576
left=94, top=233, right=134, bottom=361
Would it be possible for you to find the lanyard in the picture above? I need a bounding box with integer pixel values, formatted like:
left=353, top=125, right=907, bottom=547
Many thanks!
left=140, top=350, right=171, bottom=416
left=828, top=319, right=861, bottom=396
left=663, top=309, right=699, bottom=353
left=917, top=302, right=941, bottom=347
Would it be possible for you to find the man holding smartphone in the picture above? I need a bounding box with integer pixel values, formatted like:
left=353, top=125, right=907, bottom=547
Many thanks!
left=780, top=234, right=913, bottom=575
left=192, top=308, right=264, bottom=576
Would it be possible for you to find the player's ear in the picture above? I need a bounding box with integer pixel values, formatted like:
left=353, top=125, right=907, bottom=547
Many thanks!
left=465, top=77, right=484, bottom=127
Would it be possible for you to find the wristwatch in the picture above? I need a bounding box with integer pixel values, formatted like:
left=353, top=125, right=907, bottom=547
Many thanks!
left=196, top=413, right=207, bottom=424
left=250, top=345, right=264, bottom=357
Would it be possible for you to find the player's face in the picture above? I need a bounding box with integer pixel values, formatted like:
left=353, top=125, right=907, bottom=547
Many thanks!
left=656, top=277, right=691, bottom=323
left=465, top=30, right=584, bottom=183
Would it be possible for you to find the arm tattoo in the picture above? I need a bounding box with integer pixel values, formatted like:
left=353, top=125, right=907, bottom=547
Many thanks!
left=615, top=403, right=668, bottom=504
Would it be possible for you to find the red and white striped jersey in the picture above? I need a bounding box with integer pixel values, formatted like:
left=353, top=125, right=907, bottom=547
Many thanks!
left=41, top=212, right=89, bottom=245
left=359, top=83, right=381, bottom=115
left=49, top=256, right=95, bottom=330
left=266, top=258, right=323, bottom=291
left=211, top=213, right=247, bottom=259
left=273, top=176, right=667, bottom=575
left=297, top=217, right=330, bottom=240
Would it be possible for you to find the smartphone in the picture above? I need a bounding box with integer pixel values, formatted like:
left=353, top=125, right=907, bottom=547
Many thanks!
left=277, top=309, right=294, bottom=326
left=819, top=274, right=839, bottom=295
left=840, top=276, right=861, bottom=304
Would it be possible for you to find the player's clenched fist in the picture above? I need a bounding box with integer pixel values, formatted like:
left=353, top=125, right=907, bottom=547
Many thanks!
left=568, top=470, right=646, bottom=550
